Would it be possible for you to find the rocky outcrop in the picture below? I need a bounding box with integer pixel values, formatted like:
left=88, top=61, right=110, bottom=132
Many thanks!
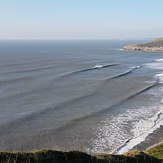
left=123, top=37, right=163, bottom=52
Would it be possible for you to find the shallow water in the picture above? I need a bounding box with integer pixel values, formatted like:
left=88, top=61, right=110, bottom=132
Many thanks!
left=0, top=40, right=163, bottom=153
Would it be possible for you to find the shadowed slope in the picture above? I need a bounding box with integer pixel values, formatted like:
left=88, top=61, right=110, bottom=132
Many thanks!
left=0, top=144, right=163, bottom=163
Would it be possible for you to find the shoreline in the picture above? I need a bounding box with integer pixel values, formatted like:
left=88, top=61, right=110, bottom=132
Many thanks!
left=133, top=125, right=163, bottom=151
left=122, top=40, right=163, bottom=151
left=123, top=45, right=163, bottom=53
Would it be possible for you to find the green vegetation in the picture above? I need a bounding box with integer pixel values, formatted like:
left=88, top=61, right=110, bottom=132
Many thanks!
left=0, top=144, right=163, bottom=162
left=146, top=143, right=163, bottom=160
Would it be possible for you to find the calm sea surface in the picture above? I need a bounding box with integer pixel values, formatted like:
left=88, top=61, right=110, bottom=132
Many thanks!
left=0, top=40, right=163, bottom=153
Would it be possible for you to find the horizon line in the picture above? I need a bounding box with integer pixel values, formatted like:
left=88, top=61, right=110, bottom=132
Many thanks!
left=0, top=37, right=156, bottom=41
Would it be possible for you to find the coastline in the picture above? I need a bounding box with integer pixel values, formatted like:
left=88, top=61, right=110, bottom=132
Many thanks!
left=133, top=125, right=163, bottom=151
left=123, top=45, right=163, bottom=52
left=122, top=38, right=163, bottom=151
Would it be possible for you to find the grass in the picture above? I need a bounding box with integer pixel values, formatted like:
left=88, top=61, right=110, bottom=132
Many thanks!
left=0, top=144, right=163, bottom=162
left=146, top=143, right=163, bottom=160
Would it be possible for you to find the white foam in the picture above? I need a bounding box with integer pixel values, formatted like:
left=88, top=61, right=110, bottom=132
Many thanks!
left=155, top=73, right=163, bottom=83
left=118, top=48, right=124, bottom=51
left=93, top=64, right=104, bottom=69
left=131, top=66, right=141, bottom=69
left=89, top=97, right=163, bottom=154
left=117, top=108, right=163, bottom=154
left=146, top=58, right=163, bottom=71
left=146, top=59, right=163, bottom=83
left=155, top=58, right=163, bottom=62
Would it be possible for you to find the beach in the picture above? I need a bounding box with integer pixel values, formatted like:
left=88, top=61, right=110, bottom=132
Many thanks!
left=133, top=125, right=163, bottom=151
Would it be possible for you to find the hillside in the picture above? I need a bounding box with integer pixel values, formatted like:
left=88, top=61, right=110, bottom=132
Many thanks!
left=0, top=143, right=163, bottom=163
left=123, top=37, right=163, bottom=52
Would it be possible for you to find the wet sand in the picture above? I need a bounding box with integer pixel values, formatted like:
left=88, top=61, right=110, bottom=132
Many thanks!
left=133, top=126, right=163, bottom=151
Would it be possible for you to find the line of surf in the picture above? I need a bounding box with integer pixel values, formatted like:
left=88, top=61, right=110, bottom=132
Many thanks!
left=0, top=64, right=118, bottom=87
left=59, top=64, right=119, bottom=78
left=87, top=82, right=159, bottom=118
left=0, top=65, right=59, bottom=75
left=0, top=65, right=141, bottom=102
left=23, top=83, right=159, bottom=138
left=0, top=82, right=158, bottom=137
left=91, top=65, right=142, bottom=88
left=0, top=59, right=54, bottom=68
left=111, top=66, right=141, bottom=79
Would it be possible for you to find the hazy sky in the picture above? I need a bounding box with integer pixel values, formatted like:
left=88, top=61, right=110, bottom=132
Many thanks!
left=0, top=0, right=163, bottom=39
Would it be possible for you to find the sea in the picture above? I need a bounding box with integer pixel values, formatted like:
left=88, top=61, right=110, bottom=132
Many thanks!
left=0, top=40, right=163, bottom=154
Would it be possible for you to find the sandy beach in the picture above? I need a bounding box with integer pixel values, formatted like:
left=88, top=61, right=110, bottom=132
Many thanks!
left=133, top=126, right=163, bottom=150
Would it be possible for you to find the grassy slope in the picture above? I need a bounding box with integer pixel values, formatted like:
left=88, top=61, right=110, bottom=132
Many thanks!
left=146, top=143, right=163, bottom=160
left=0, top=144, right=163, bottom=163
left=137, top=37, right=163, bottom=47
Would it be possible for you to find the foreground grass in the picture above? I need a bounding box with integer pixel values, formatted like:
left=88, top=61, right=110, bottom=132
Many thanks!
left=146, top=143, right=163, bottom=160
left=0, top=144, right=163, bottom=163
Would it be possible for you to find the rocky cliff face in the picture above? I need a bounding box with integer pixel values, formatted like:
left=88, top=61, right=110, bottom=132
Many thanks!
left=123, top=38, right=163, bottom=52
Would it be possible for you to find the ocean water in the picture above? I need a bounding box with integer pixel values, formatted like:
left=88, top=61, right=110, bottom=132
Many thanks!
left=0, top=40, right=163, bottom=153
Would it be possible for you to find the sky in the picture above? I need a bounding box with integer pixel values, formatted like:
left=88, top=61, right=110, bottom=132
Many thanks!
left=0, top=0, right=163, bottom=39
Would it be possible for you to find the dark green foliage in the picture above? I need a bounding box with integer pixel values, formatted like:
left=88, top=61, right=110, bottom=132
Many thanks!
left=1, top=144, right=163, bottom=163
left=0, top=150, right=94, bottom=163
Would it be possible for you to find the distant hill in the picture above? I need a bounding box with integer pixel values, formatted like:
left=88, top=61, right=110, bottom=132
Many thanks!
left=123, top=37, right=163, bottom=52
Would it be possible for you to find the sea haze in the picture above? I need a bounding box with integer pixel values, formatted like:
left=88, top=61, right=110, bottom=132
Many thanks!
left=0, top=40, right=163, bottom=153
